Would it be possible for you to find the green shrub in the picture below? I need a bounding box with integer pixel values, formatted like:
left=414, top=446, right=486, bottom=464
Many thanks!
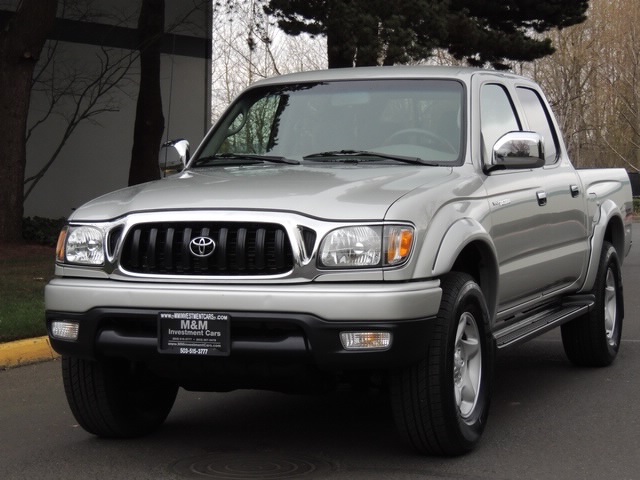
left=22, top=216, right=66, bottom=246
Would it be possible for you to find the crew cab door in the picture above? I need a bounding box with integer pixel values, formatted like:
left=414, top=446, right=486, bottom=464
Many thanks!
left=480, top=80, right=589, bottom=310
left=514, top=85, right=589, bottom=295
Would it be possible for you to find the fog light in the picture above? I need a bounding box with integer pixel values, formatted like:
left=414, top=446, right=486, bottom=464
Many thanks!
left=340, top=331, right=391, bottom=350
left=51, top=321, right=79, bottom=341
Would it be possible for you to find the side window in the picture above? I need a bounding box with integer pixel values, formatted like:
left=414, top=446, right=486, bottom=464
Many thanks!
left=516, top=87, right=559, bottom=164
left=480, top=84, right=521, bottom=162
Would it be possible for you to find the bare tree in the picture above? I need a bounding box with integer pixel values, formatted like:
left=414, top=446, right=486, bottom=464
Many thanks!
left=526, top=24, right=599, bottom=167
left=211, top=0, right=327, bottom=120
left=524, top=0, right=640, bottom=172
left=601, top=0, right=640, bottom=171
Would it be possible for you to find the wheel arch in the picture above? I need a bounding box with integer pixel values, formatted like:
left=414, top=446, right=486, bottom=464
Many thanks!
left=432, top=219, right=499, bottom=320
left=581, top=200, right=626, bottom=292
left=603, top=212, right=626, bottom=262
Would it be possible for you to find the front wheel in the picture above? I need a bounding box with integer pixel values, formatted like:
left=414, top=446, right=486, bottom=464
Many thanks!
left=62, top=356, right=178, bottom=438
left=391, top=273, right=494, bottom=456
left=561, top=241, right=624, bottom=367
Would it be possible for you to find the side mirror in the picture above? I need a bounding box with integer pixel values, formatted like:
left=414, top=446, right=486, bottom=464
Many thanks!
left=160, top=139, right=190, bottom=176
left=489, top=131, right=545, bottom=171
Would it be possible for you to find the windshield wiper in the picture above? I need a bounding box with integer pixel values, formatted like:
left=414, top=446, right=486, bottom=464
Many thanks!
left=303, top=150, right=437, bottom=166
left=193, top=153, right=300, bottom=167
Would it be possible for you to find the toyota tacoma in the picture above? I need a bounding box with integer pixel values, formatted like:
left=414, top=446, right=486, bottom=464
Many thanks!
left=46, top=67, right=633, bottom=455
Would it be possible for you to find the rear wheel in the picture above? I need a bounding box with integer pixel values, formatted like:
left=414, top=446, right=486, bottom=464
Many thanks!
left=391, top=273, right=494, bottom=456
left=62, top=356, right=178, bottom=438
left=561, top=241, right=623, bottom=367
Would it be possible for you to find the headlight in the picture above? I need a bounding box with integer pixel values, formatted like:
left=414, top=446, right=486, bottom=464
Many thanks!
left=319, top=225, right=414, bottom=268
left=319, top=226, right=382, bottom=267
left=56, top=225, right=105, bottom=265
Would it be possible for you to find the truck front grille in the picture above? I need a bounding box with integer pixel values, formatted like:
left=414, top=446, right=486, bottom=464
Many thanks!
left=120, top=222, right=294, bottom=275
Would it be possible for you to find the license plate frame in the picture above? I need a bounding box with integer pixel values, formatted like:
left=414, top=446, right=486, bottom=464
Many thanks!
left=158, top=311, right=230, bottom=356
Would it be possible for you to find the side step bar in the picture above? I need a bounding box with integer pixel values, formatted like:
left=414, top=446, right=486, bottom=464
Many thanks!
left=493, top=295, right=595, bottom=349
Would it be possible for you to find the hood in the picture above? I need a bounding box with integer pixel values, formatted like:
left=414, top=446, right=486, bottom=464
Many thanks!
left=70, top=164, right=453, bottom=222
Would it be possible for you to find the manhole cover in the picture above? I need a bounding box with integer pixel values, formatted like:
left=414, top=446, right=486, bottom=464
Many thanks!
left=172, top=453, right=333, bottom=479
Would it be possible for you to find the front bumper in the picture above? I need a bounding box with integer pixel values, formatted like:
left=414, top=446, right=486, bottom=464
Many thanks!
left=45, top=278, right=442, bottom=373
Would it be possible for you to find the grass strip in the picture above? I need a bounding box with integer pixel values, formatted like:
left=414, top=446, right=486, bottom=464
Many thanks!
left=0, top=245, right=55, bottom=343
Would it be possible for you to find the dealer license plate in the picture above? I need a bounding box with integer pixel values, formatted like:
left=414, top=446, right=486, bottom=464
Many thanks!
left=158, top=311, right=230, bottom=356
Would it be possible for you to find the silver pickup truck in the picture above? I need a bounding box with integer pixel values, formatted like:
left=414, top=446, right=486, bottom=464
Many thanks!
left=46, top=67, right=633, bottom=456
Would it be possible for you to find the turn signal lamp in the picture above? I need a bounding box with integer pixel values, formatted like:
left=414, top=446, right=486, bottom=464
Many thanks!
left=55, top=226, right=68, bottom=262
left=385, top=226, right=414, bottom=266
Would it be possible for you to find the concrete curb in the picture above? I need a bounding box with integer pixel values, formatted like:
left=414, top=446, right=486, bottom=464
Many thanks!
left=0, top=336, right=59, bottom=369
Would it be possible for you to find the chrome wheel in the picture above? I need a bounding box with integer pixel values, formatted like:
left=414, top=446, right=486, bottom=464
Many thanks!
left=453, top=312, right=482, bottom=420
left=604, top=267, right=618, bottom=346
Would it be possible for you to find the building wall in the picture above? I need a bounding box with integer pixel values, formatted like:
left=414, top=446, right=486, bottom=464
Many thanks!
left=1, top=1, right=211, bottom=219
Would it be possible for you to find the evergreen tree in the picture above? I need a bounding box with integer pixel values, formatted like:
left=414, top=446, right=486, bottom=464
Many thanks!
left=265, top=0, right=589, bottom=69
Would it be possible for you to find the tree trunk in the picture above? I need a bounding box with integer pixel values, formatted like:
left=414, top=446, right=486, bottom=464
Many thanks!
left=0, top=1, right=57, bottom=244
left=128, top=0, right=165, bottom=186
left=326, top=26, right=355, bottom=68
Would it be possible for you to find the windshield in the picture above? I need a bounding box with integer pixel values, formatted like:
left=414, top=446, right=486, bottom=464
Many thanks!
left=194, top=79, right=465, bottom=166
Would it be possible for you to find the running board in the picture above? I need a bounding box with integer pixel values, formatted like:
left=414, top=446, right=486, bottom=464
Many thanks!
left=493, top=295, right=595, bottom=349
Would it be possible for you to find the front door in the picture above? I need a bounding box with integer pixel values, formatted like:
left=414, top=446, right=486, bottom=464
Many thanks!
left=479, top=82, right=554, bottom=307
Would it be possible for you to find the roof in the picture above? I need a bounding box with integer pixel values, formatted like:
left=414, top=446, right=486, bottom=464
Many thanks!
left=249, top=65, right=524, bottom=88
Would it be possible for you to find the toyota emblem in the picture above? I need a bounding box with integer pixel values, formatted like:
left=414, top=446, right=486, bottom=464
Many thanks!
left=189, top=236, right=216, bottom=257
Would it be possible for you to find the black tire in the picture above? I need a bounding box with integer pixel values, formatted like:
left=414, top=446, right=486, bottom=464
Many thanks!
left=561, top=241, right=624, bottom=367
left=391, top=272, right=494, bottom=456
left=62, top=356, right=178, bottom=438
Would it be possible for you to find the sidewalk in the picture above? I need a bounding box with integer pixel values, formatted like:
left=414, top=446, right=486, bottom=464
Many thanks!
left=0, top=336, right=59, bottom=369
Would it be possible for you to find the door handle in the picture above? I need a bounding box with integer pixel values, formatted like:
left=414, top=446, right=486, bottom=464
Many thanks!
left=570, top=185, right=580, bottom=197
left=536, top=190, right=547, bottom=206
